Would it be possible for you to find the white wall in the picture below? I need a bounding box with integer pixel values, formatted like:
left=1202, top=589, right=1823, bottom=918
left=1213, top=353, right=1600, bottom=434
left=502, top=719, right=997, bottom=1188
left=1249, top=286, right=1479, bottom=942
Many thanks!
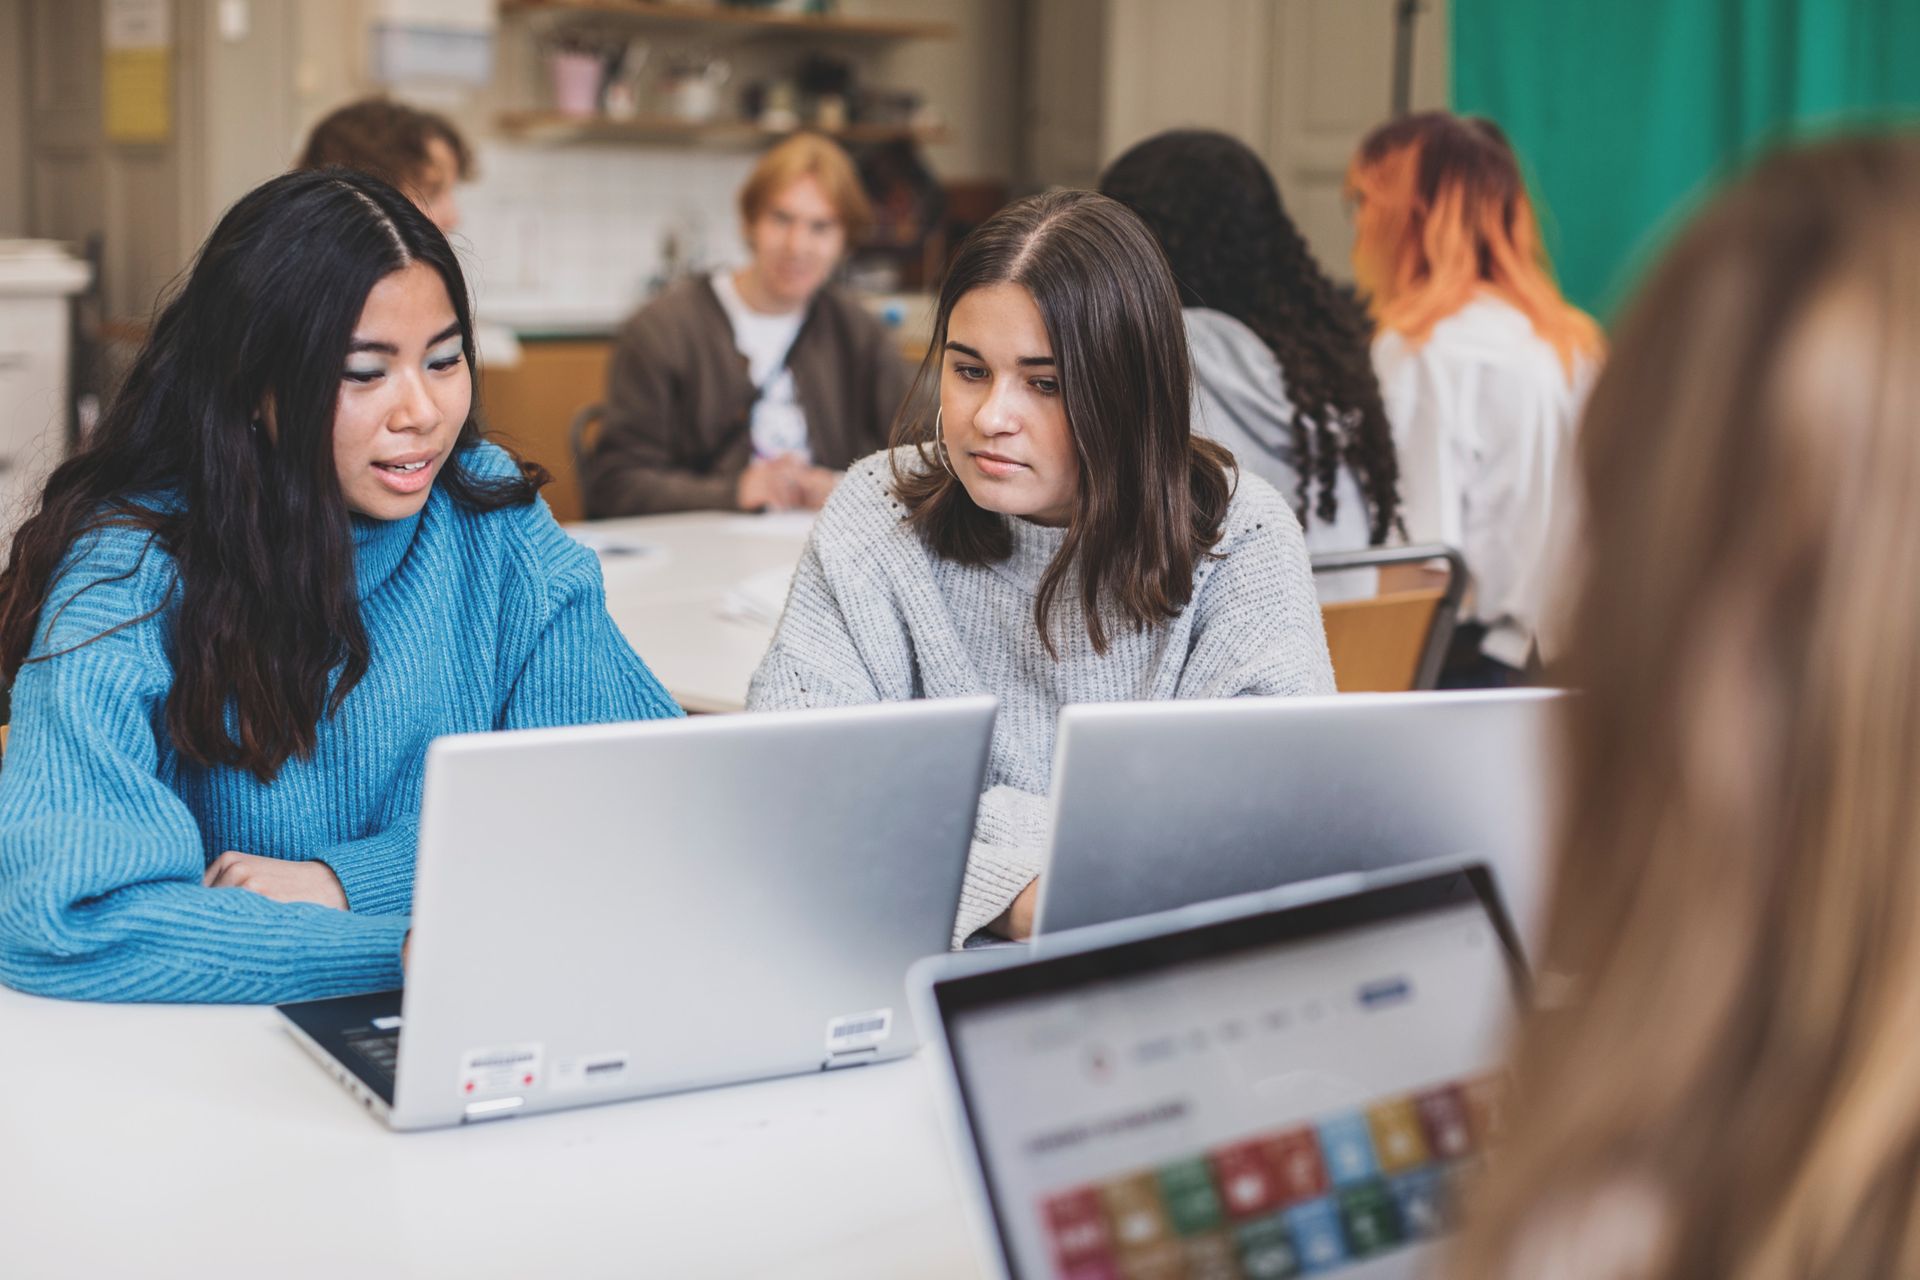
left=1100, top=0, right=1277, bottom=158
left=862, top=0, right=1020, bottom=182
left=285, top=0, right=1020, bottom=332
left=1030, top=0, right=1451, bottom=278
left=456, top=145, right=756, bottom=334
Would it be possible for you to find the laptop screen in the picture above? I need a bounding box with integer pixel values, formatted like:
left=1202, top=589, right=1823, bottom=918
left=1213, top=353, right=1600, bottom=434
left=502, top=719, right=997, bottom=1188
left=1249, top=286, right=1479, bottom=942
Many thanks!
left=935, top=870, right=1523, bottom=1280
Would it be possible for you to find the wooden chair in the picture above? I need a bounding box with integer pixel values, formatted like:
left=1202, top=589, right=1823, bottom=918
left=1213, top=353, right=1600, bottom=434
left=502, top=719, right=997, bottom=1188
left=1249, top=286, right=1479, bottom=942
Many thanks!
left=1312, top=544, right=1466, bottom=692
left=478, top=341, right=613, bottom=524
left=569, top=401, right=606, bottom=507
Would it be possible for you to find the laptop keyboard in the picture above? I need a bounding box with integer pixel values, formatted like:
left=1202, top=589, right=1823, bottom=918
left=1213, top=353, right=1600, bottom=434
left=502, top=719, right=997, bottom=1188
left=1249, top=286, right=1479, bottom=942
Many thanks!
left=345, top=1028, right=400, bottom=1081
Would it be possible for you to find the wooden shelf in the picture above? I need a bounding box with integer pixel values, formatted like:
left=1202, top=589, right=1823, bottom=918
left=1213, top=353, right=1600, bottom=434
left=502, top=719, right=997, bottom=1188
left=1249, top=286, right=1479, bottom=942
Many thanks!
left=496, top=110, right=945, bottom=147
left=499, top=1, right=955, bottom=42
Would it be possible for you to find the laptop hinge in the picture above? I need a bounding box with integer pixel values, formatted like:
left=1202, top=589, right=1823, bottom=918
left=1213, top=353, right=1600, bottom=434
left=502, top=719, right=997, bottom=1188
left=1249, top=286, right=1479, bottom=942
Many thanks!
left=823, top=1047, right=881, bottom=1071
left=463, top=1096, right=525, bottom=1123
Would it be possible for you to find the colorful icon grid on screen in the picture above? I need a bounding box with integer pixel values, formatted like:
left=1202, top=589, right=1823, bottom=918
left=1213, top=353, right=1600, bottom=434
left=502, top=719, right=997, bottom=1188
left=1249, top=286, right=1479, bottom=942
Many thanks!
left=1036, top=1074, right=1504, bottom=1279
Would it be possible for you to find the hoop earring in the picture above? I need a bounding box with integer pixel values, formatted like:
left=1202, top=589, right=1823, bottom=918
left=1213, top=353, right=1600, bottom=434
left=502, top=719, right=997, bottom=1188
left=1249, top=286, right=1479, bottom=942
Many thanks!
left=933, top=407, right=956, bottom=479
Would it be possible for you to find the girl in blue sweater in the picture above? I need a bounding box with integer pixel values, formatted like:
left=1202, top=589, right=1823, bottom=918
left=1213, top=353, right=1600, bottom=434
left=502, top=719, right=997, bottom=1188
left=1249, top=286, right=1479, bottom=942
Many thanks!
left=0, top=169, right=681, bottom=1004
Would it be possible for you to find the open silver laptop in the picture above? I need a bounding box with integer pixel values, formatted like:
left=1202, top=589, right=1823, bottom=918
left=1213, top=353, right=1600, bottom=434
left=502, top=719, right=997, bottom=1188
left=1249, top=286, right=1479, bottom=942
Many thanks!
left=278, top=697, right=996, bottom=1131
left=1035, top=689, right=1565, bottom=947
left=912, top=862, right=1527, bottom=1280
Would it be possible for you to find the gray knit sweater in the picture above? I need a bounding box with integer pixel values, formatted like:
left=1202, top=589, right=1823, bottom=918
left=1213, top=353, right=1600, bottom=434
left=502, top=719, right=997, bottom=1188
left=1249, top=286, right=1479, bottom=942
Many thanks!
left=746, top=448, right=1336, bottom=945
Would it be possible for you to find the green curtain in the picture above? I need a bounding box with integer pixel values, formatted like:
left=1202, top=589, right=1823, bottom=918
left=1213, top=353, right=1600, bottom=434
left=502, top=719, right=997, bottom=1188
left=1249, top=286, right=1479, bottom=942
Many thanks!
left=1452, top=0, right=1920, bottom=316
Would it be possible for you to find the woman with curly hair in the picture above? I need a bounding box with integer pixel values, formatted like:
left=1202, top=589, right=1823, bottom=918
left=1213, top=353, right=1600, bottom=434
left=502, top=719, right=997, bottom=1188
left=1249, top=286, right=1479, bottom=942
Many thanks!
left=1101, top=130, right=1400, bottom=599
left=1348, top=112, right=1602, bottom=683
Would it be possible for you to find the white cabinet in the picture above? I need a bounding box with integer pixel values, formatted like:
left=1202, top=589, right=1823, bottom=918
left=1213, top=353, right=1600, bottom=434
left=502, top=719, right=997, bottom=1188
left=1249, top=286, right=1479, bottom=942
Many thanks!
left=0, top=241, right=91, bottom=547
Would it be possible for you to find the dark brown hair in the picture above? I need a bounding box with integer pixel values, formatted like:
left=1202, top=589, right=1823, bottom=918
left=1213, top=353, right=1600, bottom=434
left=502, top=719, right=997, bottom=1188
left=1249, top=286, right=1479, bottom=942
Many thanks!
left=890, top=189, right=1236, bottom=656
left=298, top=97, right=473, bottom=193
left=1450, top=134, right=1920, bottom=1277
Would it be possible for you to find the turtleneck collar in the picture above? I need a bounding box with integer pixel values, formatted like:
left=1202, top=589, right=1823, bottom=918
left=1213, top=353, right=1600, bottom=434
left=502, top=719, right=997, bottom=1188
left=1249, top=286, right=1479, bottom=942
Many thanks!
left=992, top=513, right=1071, bottom=594
left=351, top=508, right=423, bottom=601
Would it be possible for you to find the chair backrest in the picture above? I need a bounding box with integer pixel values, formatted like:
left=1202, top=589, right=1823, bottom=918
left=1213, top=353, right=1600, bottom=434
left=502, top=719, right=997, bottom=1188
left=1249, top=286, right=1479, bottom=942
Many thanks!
left=568, top=402, right=606, bottom=519
left=1311, top=544, right=1466, bottom=692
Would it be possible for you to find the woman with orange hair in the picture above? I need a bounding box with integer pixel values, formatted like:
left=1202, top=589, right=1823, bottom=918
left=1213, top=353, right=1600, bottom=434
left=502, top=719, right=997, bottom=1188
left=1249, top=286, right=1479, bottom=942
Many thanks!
left=1347, top=112, right=1602, bottom=683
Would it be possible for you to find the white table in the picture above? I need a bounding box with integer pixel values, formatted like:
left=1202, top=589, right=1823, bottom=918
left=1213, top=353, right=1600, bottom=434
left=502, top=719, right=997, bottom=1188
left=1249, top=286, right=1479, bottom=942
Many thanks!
left=573, top=512, right=814, bottom=714
left=0, top=986, right=982, bottom=1279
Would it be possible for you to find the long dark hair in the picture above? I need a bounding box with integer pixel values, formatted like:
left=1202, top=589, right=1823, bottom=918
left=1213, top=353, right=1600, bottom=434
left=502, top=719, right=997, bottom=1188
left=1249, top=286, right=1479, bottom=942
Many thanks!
left=1101, top=129, right=1400, bottom=543
left=891, top=189, right=1236, bottom=657
left=0, top=167, right=544, bottom=782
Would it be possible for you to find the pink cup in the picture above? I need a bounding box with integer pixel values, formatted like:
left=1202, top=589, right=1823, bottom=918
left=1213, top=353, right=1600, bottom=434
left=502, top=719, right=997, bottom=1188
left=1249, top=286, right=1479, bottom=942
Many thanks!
left=549, top=51, right=604, bottom=118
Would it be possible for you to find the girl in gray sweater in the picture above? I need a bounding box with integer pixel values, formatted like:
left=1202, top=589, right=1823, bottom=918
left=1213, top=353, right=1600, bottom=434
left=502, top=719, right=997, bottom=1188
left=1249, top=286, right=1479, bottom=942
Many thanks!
left=747, top=191, right=1335, bottom=945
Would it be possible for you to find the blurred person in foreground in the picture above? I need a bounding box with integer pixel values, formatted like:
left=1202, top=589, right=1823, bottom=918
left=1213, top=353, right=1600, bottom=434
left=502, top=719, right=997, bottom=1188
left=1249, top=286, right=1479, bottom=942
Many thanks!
left=1449, top=133, right=1920, bottom=1277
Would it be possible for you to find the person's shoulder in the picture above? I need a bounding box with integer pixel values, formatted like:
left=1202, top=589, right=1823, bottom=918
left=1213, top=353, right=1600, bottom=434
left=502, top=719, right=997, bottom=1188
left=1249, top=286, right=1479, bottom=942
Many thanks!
left=1376, top=299, right=1574, bottom=417
left=52, top=507, right=178, bottom=591
left=1184, top=306, right=1262, bottom=353
left=39, top=511, right=181, bottom=654
left=1424, top=297, right=1570, bottom=376
left=617, top=276, right=719, bottom=345
left=450, top=438, right=527, bottom=484
left=814, top=446, right=924, bottom=547
left=812, top=284, right=894, bottom=346
left=437, top=442, right=593, bottom=587
left=1217, top=467, right=1305, bottom=552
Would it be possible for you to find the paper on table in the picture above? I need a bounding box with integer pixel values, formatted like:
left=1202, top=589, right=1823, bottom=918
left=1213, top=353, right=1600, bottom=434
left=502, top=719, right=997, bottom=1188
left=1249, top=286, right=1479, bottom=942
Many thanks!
left=717, top=565, right=799, bottom=627
left=721, top=511, right=816, bottom=540
left=567, top=528, right=667, bottom=562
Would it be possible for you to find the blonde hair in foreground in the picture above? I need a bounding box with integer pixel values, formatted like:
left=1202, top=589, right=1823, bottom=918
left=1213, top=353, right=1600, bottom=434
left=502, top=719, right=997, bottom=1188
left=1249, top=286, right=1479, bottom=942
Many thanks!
left=1449, top=133, right=1920, bottom=1278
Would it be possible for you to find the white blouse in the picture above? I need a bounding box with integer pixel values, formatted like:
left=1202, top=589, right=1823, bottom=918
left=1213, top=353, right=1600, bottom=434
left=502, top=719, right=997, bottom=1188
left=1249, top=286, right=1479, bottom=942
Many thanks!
left=1373, top=296, right=1596, bottom=668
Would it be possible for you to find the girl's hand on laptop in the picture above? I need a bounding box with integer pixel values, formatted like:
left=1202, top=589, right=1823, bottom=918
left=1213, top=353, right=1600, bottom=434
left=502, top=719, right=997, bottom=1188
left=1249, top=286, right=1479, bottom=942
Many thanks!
left=993, top=879, right=1040, bottom=941
left=204, top=851, right=348, bottom=910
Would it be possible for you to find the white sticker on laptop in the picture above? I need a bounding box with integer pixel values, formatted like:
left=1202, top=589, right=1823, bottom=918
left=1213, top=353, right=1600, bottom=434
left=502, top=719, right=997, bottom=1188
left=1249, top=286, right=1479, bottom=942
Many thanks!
left=458, top=1043, right=544, bottom=1100
left=826, top=1007, right=893, bottom=1054
left=551, top=1051, right=632, bottom=1093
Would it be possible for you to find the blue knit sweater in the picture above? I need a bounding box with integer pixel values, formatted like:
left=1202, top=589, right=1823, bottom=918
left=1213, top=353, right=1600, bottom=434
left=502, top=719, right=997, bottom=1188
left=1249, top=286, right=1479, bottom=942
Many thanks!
left=0, top=443, right=681, bottom=1004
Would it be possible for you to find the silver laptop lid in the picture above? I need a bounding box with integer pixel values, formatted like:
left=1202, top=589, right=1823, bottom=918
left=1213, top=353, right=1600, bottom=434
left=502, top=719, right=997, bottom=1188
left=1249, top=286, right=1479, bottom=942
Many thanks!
left=389, top=696, right=996, bottom=1130
left=1036, top=690, right=1565, bottom=946
left=914, top=863, right=1526, bottom=1280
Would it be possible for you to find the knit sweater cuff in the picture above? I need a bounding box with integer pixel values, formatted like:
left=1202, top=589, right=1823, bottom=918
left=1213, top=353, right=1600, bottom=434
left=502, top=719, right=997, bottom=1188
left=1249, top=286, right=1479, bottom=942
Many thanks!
left=317, top=823, right=418, bottom=917
left=305, top=914, right=411, bottom=999
left=951, top=839, right=1044, bottom=948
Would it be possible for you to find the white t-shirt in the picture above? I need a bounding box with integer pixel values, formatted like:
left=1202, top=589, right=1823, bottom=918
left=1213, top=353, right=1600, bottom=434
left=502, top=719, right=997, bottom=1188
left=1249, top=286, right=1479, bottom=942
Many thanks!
left=1373, top=295, right=1597, bottom=668
left=711, top=269, right=810, bottom=463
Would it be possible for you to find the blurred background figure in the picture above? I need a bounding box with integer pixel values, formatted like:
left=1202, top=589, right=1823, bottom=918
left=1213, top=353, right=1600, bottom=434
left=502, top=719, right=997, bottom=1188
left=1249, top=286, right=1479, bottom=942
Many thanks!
left=298, top=97, right=473, bottom=237
left=1450, top=133, right=1920, bottom=1278
left=1100, top=129, right=1401, bottom=604
left=582, top=132, right=908, bottom=516
left=1347, top=111, right=1602, bottom=685
left=294, top=95, right=523, bottom=372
